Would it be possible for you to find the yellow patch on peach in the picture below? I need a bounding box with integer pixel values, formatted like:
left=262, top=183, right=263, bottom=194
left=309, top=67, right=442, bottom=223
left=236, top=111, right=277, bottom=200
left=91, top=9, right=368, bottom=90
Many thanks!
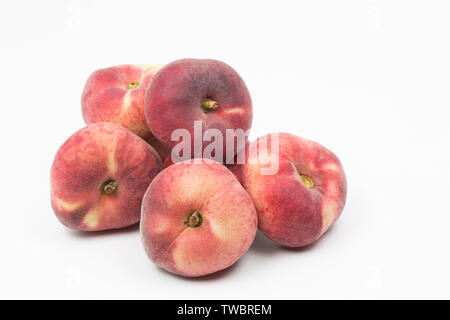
left=171, top=230, right=196, bottom=272
left=103, top=139, right=118, bottom=175
left=151, top=216, right=175, bottom=234
left=137, top=64, right=164, bottom=72
left=84, top=208, right=100, bottom=228
left=106, top=152, right=116, bottom=175
left=121, top=90, right=133, bottom=113
left=208, top=217, right=228, bottom=241
left=322, top=162, right=340, bottom=172
left=53, top=196, right=83, bottom=212
left=164, top=174, right=211, bottom=210
left=221, top=107, right=245, bottom=116
left=321, top=200, right=337, bottom=234
left=208, top=218, right=247, bottom=257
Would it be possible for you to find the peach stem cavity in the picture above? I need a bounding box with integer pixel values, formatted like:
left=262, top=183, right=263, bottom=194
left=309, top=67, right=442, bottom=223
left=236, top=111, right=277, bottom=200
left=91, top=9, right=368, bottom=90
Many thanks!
left=101, top=179, right=118, bottom=194
left=300, top=174, right=314, bottom=188
left=127, top=82, right=139, bottom=89
left=184, top=211, right=203, bottom=228
left=201, top=98, right=218, bottom=112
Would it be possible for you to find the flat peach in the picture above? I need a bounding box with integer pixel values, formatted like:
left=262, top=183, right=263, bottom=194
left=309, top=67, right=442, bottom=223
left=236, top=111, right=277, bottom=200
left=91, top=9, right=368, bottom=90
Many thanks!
left=140, top=159, right=257, bottom=277
left=51, top=122, right=162, bottom=231
left=243, top=133, right=347, bottom=247
left=145, top=59, right=252, bottom=162
left=82, top=64, right=162, bottom=139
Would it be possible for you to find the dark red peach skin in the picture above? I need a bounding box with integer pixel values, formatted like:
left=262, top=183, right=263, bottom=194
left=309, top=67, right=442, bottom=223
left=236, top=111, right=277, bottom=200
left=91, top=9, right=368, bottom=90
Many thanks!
left=145, top=59, right=252, bottom=163
left=243, top=133, right=347, bottom=247
left=50, top=122, right=162, bottom=231
left=140, top=159, right=257, bottom=277
left=82, top=64, right=162, bottom=140
left=146, top=136, right=171, bottom=163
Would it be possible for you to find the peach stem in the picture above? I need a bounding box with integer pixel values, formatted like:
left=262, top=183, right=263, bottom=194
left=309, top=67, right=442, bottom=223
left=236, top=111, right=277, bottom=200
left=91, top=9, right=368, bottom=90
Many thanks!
left=127, top=82, right=139, bottom=89
left=201, top=99, right=218, bottom=112
left=184, top=211, right=203, bottom=228
left=101, top=179, right=118, bottom=194
left=300, top=174, right=314, bottom=188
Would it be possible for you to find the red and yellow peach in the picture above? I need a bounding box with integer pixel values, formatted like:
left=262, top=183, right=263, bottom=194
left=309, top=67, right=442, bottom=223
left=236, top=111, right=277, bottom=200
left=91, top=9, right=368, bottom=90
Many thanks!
left=82, top=64, right=162, bottom=139
left=243, top=133, right=347, bottom=247
left=140, top=159, right=257, bottom=277
left=145, top=59, right=252, bottom=163
left=50, top=122, right=162, bottom=231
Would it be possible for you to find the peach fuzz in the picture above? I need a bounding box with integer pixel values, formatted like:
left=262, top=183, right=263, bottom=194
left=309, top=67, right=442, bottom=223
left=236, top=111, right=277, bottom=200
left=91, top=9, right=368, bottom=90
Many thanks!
left=145, top=59, right=252, bottom=162
left=146, top=136, right=171, bottom=163
left=243, top=133, right=347, bottom=247
left=140, top=159, right=257, bottom=277
left=50, top=122, right=162, bottom=231
left=82, top=64, right=162, bottom=139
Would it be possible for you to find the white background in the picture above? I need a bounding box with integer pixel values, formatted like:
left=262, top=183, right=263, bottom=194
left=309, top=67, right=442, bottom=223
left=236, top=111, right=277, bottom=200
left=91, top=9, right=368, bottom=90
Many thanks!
left=1, top=0, right=449, bottom=299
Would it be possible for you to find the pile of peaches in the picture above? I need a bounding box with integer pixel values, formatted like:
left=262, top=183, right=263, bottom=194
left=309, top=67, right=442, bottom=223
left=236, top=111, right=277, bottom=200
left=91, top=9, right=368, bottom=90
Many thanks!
left=50, top=59, right=347, bottom=277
